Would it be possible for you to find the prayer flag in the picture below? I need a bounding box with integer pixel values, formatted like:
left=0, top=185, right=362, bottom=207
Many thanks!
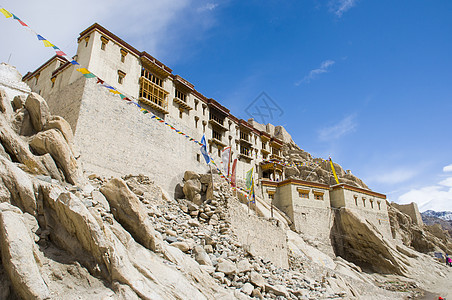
left=0, top=8, right=12, bottom=18
left=12, top=14, right=27, bottom=26
left=245, top=167, right=254, bottom=191
left=221, top=146, right=231, bottom=177
left=55, top=50, right=66, bottom=56
left=96, top=78, right=104, bottom=84
left=329, top=157, right=340, bottom=184
left=43, top=40, right=54, bottom=47
left=70, top=60, right=80, bottom=65
left=200, top=134, right=210, bottom=164
left=76, top=68, right=90, bottom=75
left=230, top=159, right=237, bottom=187
left=37, top=34, right=46, bottom=41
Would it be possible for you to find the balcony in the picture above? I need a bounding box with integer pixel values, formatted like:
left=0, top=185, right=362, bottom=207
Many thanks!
left=173, top=97, right=192, bottom=110
left=209, top=119, right=229, bottom=131
left=270, top=153, right=282, bottom=161
left=208, top=138, right=227, bottom=148
left=238, top=153, right=253, bottom=161
left=261, top=148, right=271, bottom=156
left=139, top=77, right=169, bottom=114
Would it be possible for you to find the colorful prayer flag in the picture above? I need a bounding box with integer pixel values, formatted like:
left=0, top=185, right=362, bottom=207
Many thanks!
left=221, top=146, right=231, bottom=177
left=37, top=34, right=46, bottom=41
left=55, top=50, right=66, bottom=56
left=245, top=167, right=254, bottom=191
left=329, top=157, right=340, bottom=184
left=43, top=40, right=54, bottom=47
left=0, top=8, right=12, bottom=18
left=200, top=134, right=210, bottom=164
left=230, top=159, right=237, bottom=187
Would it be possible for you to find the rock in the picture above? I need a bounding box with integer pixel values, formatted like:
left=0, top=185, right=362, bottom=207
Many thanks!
left=250, top=271, right=266, bottom=288
left=30, top=129, right=81, bottom=184
left=43, top=115, right=74, bottom=146
left=165, top=229, right=177, bottom=237
left=12, top=95, right=26, bottom=111
left=0, top=203, right=50, bottom=299
left=188, top=218, right=201, bottom=227
left=216, top=258, right=237, bottom=275
left=204, top=244, right=213, bottom=253
left=11, top=108, right=35, bottom=136
left=264, top=283, right=289, bottom=298
left=241, top=282, right=254, bottom=295
left=251, top=288, right=264, bottom=299
left=24, top=92, right=50, bottom=132
left=165, top=236, right=178, bottom=243
left=0, top=114, right=46, bottom=174
left=184, top=170, right=200, bottom=181
left=332, top=207, right=409, bottom=275
left=171, top=242, right=190, bottom=252
left=100, top=178, right=160, bottom=252
left=0, top=156, right=37, bottom=216
left=91, top=190, right=110, bottom=211
left=39, top=153, right=64, bottom=182
left=193, top=245, right=213, bottom=266
left=236, top=258, right=252, bottom=273
left=0, top=89, right=13, bottom=117
left=183, top=178, right=201, bottom=203
left=199, top=265, right=216, bottom=274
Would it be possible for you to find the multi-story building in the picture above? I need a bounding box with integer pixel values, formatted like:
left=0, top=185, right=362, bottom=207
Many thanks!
left=23, top=23, right=392, bottom=249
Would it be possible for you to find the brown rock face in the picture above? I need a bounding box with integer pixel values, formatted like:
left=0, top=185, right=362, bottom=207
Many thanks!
left=331, top=208, right=409, bottom=275
left=100, top=178, right=159, bottom=252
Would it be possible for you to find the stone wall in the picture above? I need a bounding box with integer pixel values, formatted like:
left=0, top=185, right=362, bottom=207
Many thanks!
left=392, top=202, right=424, bottom=226
left=228, top=197, right=289, bottom=268
left=73, top=79, right=209, bottom=194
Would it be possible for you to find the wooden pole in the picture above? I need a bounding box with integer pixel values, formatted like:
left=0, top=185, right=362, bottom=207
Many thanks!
left=209, top=163, right=214, bottom=200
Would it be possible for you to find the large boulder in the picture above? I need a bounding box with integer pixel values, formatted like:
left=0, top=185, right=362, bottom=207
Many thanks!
left=30, top=129, right=81, bottom=185
left=183, top=175, right=202, bottom=205
left=100, top=178, right=160, bottom=252
left=0, top=155, right=37, bottom=216
left=24, top=92, right=50, bottom=132
left=0, top=203, right=50, bottom=300
left=0, top=113, right=47, bottom=174
left=43, top=115, right=74, bottom=146
left=331, top=208, right=410, bottom=275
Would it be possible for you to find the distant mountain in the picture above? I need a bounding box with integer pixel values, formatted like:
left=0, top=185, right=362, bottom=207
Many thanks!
left=421, top=210, right=452, bottom=236
left=422, top=210, right=452, bottom=221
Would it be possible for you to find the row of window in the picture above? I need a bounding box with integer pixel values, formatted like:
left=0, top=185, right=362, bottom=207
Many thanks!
left=297, top=189, right=324, bottom=200
left=354, top=196, right=381, bottom=210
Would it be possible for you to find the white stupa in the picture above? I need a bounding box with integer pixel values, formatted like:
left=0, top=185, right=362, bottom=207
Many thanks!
left=0, top=62, right=31, bottom=100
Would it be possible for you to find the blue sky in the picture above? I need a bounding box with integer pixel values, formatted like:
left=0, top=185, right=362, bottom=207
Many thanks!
left=1, top=0, right=451, bottom=211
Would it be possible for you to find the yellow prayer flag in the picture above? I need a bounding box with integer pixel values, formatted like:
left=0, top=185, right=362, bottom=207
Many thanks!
left=108, top=89, right=120, bottom=95
left=329, top=159, right=340, bottom=185
left=76, top=68, right=90, bottom=75
left=0, top=8, right=12, bottom=18
left=42, top=40, right=54, bottom=47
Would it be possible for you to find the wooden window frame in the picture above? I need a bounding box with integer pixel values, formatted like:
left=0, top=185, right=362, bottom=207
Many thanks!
left=118, top=70, right=126, bottom=84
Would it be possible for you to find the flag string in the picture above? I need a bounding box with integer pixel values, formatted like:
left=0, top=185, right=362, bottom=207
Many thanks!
left=1, top=6, right=339, bottom=201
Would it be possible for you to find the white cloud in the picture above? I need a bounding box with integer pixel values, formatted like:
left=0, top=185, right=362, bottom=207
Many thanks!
left=329, top=0, right=358, bottom=17
left=0, top=0, right=217, bottom=74
left=295, top=60, right=335, bottom=85
left=443, top=163, right=452, bottom=172
left=397, top=164, right=452, bottom=212
left=370, top=168, right=419, bottom=185
left=318, top=114, right=356, bottom=141
left=398, top=183, right=452, bottom=212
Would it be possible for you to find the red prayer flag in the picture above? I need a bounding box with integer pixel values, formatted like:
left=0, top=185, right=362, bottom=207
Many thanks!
left=230, top=158, right=237, bottom=187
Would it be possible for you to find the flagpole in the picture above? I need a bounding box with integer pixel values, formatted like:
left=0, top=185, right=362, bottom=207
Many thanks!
left=209, top=163, right=214, bottom=200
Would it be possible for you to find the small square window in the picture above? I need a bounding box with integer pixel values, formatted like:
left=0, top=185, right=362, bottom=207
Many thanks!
left=118, top=70, right=126, bottom=84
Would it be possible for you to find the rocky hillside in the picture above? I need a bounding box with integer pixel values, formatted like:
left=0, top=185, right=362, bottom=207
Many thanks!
left=282, top=142, right=368, bottom=189
left=422, top=210, right=452, bottom=236
left=0, top=69, right=451, bottom=299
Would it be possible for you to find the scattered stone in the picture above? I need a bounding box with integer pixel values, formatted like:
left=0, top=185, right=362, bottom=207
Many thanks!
left=216, top=258, right=237, bottom=275
left=241, top=282, right=254, bottom=295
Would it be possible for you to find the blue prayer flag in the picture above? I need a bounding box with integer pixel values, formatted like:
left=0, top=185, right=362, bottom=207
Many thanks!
left=200, top=135, right=210, bottom=164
